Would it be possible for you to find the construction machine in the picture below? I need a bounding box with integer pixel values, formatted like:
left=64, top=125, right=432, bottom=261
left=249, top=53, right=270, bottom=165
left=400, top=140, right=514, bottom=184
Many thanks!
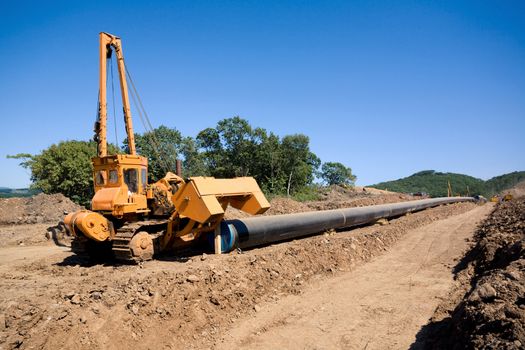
left=503, top=193, right=513, bottom=202
left=64, top=32, right=270, bottom=262
left=63, top=33, right=477, bottom=263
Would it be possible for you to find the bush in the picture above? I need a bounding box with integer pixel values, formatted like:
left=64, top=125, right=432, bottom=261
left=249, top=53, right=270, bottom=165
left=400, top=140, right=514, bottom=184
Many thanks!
left=9, top=141, right=119, bottom=205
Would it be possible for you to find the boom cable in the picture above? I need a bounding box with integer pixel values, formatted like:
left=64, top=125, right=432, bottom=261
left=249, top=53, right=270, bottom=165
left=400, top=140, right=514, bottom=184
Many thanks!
left=121, top=60, right=175, bottom=173
left=109, top=55, right=119, bottom=149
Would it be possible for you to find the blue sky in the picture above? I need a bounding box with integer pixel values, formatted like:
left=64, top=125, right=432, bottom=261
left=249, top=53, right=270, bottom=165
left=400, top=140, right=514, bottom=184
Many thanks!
left=1, top=0, right=524, bottom=188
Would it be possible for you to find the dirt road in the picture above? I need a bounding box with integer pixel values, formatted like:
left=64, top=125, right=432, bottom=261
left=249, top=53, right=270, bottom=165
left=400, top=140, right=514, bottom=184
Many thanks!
left=217, top=204, right=493, bottom=350
left=0, top=199, right=484, bottom=349
left=0, top=245, right=68, bottom=271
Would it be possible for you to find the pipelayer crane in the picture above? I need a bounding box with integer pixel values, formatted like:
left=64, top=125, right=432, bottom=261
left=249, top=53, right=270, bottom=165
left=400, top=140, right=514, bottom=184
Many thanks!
left=64, top=32, right=270, bottom=262
left=65, top=32, right=475, bottom=263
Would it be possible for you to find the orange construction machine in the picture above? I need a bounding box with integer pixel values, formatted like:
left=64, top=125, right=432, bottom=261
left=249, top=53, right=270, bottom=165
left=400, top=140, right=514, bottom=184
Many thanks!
left=64, top=32, right=270, bottom=262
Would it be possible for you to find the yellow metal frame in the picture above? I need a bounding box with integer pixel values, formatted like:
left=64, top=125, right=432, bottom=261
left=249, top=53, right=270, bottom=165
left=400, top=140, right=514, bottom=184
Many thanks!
left=65, top=32, right=272, bottom=259
left=91, top=154, right=149, bottom=217
left=161, top=176, right=270, bottom=250
left=64, top=210, right=113, bottom=242
left=96, top=32, right=136, bottom=157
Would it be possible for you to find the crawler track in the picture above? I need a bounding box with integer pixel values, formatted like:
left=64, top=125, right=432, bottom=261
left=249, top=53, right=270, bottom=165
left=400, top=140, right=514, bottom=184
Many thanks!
left=111, top=220, right=167, bottom=263
left=70, top=220, right=167, bottom=263
left=111, top=226, right=137, bottom=262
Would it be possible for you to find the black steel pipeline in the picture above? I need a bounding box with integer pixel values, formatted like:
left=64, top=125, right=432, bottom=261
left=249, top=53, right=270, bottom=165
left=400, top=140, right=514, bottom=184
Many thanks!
left=214, top=197, right=474, bottom=253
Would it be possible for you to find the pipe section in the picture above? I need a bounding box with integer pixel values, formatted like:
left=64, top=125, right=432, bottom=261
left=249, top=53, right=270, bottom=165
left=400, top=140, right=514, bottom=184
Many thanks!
left=214, top=197, right=474, bottom=253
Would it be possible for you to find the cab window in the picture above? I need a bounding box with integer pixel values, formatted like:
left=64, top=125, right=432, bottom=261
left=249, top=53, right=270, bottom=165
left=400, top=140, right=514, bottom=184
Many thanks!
left=124, top=168, right=138, bottom=193
left=109, top=169, right=118, bottom=184
left=95, top=170, right=106, bottom=186
left=141, top=169, right=147, bottom=189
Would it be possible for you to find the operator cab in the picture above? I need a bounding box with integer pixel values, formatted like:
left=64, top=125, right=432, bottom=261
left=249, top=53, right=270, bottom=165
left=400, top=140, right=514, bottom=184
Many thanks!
left=91, top=154, right=149, bottom=215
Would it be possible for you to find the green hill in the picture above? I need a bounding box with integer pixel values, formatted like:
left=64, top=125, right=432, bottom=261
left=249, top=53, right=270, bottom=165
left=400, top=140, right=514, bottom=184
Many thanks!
left=371, top=170, right=525, bottom=197
left=0, top=188, right=39, bottom=198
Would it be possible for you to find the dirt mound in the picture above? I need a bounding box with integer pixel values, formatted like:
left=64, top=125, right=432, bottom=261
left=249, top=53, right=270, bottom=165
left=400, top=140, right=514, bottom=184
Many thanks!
left=505, top=180, right=525, bottom=199
left=419, top=199, right=525, bottom=349
left=224, top=187, right=414, bottom=218
left=0, top=224, right=56, bottom=248
left=0, top=193, right=82, bottom=226
left=265, top=197, right=311, bottom=215
left=307, top=192, right=412, bottom=211
left=0, top=202, right=477, bottom=349
left=224, top=197, right=311, bottom=220
left=356, top=186, right=396, bottom=195
left=0, top=187, right=425, bottom=250
left=318, top=185, right=361, bottom=202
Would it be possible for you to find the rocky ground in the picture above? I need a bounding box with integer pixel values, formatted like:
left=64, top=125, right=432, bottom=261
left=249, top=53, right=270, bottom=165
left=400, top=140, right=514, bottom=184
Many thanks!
left=416, top=196, right=525, bottom=349
left=0, top=187, right=521, bottom=349
left=0, top=193, right=81, bottom=226
left=0, top=194, right=81, bottom=248
left=216, top=203, right=492, bottom=350
left=225, top=185, right=413, bottom=219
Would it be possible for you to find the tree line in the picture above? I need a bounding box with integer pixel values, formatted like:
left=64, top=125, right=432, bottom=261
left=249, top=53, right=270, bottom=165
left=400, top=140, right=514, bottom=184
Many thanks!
left=372, top=170, right=525, bottom=198
left=10, top=116, right=356, bottom=205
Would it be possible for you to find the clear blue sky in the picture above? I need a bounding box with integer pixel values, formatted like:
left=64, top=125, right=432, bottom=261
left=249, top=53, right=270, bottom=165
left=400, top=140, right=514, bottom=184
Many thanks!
left=1, top=0, right=524, bottom=188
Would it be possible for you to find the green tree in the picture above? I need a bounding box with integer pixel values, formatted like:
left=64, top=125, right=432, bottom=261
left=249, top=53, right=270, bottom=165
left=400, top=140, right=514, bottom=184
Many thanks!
left=280, top=134, right=320, bottom=195
left=485, top=171, right=525, bottom=195
left=196, top=127, right=227, bottom=176
left=253, top=131, right=285, bottom=194
left=180, top=136, right=207, bottom=177
left=321, top=162, right=356, bottom=186
left=197, top=116, right=261, bottom=178
left=131, top=126, right=209, bottom=180
left=372, top=170, right=492, bottom=197
left=132, top=125, right=183, bottom=182
left=196, top=117, right=321, bottom=196
left=8, top=141, right=118, bottom=205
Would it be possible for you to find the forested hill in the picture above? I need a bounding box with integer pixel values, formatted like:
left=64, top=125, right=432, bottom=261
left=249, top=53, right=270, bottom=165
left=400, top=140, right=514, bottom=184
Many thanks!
left=371, top=170, right=525, bottom=197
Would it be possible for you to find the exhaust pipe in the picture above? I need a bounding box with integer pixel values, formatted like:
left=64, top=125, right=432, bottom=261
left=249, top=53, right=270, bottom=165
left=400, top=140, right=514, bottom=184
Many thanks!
left=213, top=197, right=474, bottom=253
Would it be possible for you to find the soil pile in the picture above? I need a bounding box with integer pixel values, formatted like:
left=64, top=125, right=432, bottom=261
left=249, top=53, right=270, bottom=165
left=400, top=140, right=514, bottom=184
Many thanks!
left=0, top=186, right=484, bottom=349
left=0, top=193, right=82, bottom=225
left=0, top=202, right=477, bottom=349
left=419, top=199, right=525, bottom=349
left=265, top=197, right=311, bottom=215
left=0, top=187, right=420, bottom=247
left=224, top=197, right=312, bottom=220
left=225, top=186, right=414, bottom=219
left=0, top=193, right=81, bottom=247
left=505, top=180, right=525, bottom=199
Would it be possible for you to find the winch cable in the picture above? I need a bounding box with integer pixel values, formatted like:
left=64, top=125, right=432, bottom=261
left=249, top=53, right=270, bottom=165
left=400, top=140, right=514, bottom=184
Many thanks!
left=123, top=61, right=175, bottom=174
left=127, top=80, right=173, bottom=173
left=94, top=92, right=101, bottom=152
left=109, top=55, right=119, bottom=149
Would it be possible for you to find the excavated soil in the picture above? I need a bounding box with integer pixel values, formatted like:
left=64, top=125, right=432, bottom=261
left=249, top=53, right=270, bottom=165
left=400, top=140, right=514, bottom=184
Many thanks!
left=216, top=203, right=493, bottom=350
left=0, top=193, right=81, bottom=225
left=0, top=189, right=482, bottom=349
left=0, top=194, right=81, bottom=248
left=415, top=198, right=525, bottom=349
left=225, top=185, right=413, bottom=219
left=505, top=180, right=525, bottom=200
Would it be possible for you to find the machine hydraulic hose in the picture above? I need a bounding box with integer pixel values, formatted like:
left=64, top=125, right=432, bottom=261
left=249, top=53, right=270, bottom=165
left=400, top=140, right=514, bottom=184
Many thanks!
left=213, top=197, right=475, bottom=253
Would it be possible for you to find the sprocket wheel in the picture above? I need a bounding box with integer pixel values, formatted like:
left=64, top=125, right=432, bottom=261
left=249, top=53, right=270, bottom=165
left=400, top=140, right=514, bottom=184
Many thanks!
left=129, top=231, right=154, bottom=261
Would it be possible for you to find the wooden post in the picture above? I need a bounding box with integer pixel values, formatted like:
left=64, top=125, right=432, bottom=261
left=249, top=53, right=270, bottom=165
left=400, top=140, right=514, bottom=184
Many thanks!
left=214, top=226, right=222, bottom=254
